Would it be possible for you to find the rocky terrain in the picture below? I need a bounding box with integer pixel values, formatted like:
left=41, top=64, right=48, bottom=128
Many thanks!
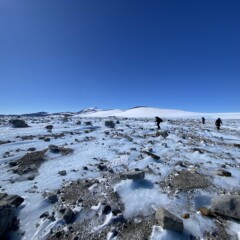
left=0, top=113, right=240, bottom=239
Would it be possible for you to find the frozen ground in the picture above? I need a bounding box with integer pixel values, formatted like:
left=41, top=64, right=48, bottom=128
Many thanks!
left=0, top=111, right=240, bottom=239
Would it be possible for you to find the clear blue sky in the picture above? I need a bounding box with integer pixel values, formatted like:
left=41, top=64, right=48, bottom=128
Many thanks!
left=0, top=0, right=239, bottom=114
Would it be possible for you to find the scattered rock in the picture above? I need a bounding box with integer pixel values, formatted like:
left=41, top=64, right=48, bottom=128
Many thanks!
left=58, top=170, right=67, bottom=176
left=63, top=207, right=75, bottom=223
left=44, top=192, right=58, bottom=204
left=142, top=151, right=160, bottom=160
left=105, top=120, right=115, bottom=128
left=120, top=170, right=145, bottom=181
left=182, top=213, right=190, bottom=219
left=48, top=145, right=60, bottom=153
left=215, top=169, right=232, bottom=177
left=40, top=211, right=50, bottom=218
left=10, top=119, right=29, bottom=128
left=27, top=147, right=36, bottom=152
left=97, top=164, right=107, bottom=171
left=58, top=147, right=74, bottom=156
left=45, top=125, right=53, bottom=131
left=27, top=174, right=35, bottom=181
left=155, top=208, right=184, bottom=232
left=198, top=207, right=215, bottom=217
left=211, top=195, right=240, bottom=220
left=156, top=131, right=169, bottom=138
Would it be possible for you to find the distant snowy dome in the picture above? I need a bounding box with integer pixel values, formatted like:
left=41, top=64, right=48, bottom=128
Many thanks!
left=78, top=106, right=240, bottom=119
left=77, top=107, right=101, bottom=114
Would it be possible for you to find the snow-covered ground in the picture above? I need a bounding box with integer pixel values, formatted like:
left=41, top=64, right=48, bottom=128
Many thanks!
left=0, top=108, right=240, bottom=239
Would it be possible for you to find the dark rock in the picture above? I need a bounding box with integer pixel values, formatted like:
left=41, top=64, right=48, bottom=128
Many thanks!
left=44, top=138, right=51, bottom=142
left=102, top=205, right=111, bottom=215
left=97, top=164, right=107, bottom=171
left=0, top=204, right=15, bottom=237
left=155, top=208, right=183, bottom=232
left=112, top=209, right=122, bottom=216
left=58, top=170, right=67, bottom=176
left=105, top=120, right=115, bottom=128
left=142, top=151, right=160, bottom=160
left=59, top=147, right=74, bottom=156
left=211, top=195, right=240, bottom=220
left=48, top=145, right=60, bottom=153
left=0, top=194, right=24, bottom=207
left=121, top=171, right=145, bottom=181
left=63, top=207, right=75, bottom=224
left=44, top=192, right=58, bottom=204
left=27, top=174, right=35, bottom=181
left=215, top=169, right=232, bottom=177
left=40, top=211, right=49, bottom=218
left=9, top=161, right=17, bottom=167
left=10, top=119, right=29, bottom=128
left=27, top=147, right=36, bottom=152
left=85, top=121, right=92, bottom=126
left=45, top=125, right=53, bottom=130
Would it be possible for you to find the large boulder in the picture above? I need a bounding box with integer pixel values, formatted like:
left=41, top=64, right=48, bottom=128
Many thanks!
left=0, top=193, right=24, bottom=237
left=0, top=204, right=16, bottom=237
left=155, top=208, right=183, bottom=232
left=10, top=119, right=29, bottom=128
left=211, top=195, right=240, bottom=220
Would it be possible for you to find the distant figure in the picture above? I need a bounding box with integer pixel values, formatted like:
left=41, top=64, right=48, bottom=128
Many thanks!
left=155, top=116, right=163, bottom=130
left=202, top=117, right=205, bottom=124
left=215, top=118, right=222, bottom=130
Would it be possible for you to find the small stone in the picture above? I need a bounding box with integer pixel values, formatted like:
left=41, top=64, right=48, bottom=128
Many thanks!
left=182, top=213, right=190, bottom=219
left=27, top=147, right=36, bottom=152
left=27, top=175, right=35, bottom=181
left=58, top=170, right=67, bottom=176
left=45, top=125, right=53, bottom=130
left=215, top=169, right=232, bottom=177
left=102, top=205, right=111, bottom=215
left=40, top=211, right=49, bottom=218
left=198, top=207, right=215, bottom=217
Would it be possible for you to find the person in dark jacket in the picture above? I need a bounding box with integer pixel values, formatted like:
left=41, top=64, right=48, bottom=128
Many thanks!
left=155, top=116, right=163, bottom=129
left=202, top=117, right=205, bottom=124
left=215, top=118, right=222, bottom=130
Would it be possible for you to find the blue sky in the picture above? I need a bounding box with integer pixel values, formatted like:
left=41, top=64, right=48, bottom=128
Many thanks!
left=0, top=0, right=239, bottom=114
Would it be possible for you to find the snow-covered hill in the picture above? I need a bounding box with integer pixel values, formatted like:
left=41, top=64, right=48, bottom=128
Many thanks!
left=78, top=106, right=240, bottom=119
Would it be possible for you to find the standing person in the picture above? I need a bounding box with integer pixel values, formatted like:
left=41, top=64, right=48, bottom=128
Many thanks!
left=215, top=118, right=222, bottom=130
left=155, top=116, right=163, bottom=130
left=202, top=117, right=205, bottom=124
